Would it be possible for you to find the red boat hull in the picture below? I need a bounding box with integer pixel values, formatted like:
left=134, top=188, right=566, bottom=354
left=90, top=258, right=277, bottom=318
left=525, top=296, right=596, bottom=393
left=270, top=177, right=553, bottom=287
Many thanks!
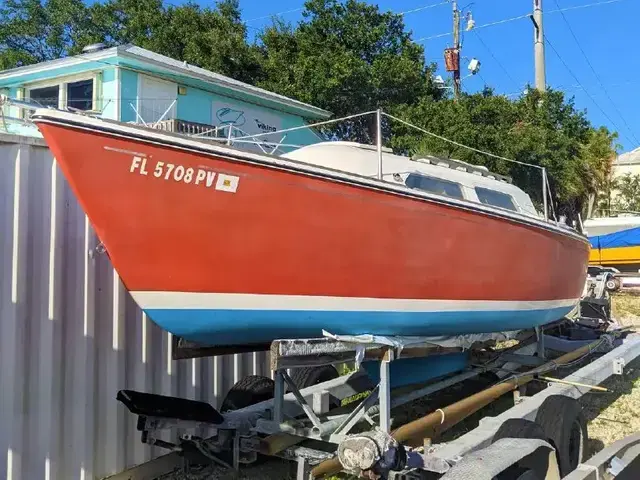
left=33, top=112, right=590, bottom=345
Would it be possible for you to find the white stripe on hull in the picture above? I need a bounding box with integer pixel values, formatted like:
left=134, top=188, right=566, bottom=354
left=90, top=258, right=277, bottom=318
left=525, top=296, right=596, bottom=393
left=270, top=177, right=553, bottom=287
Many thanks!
left=131, top=291, right=578, bottom=312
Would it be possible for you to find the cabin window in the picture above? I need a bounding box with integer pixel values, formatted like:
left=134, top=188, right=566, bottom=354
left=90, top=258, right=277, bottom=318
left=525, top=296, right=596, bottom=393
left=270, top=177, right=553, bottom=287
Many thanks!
left=405, top=173, right=464, bottom=200
left=475, top=187, right=517, bottom=212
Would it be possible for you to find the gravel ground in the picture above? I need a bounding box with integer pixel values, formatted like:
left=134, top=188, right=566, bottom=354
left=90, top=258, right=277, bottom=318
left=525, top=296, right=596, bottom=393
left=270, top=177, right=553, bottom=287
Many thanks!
left=162, top=293, right=640, bottom=479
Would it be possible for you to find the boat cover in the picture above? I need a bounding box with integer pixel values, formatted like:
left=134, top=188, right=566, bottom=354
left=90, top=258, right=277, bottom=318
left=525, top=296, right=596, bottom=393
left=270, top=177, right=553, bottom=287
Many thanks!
left=589, top=226, right=640, bottom=250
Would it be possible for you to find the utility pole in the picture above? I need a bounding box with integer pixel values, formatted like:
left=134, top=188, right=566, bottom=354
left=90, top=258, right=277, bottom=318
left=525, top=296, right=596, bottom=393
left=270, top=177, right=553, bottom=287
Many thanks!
left=452, top=0, right=461, bottom=99
left=532, top=0, right=546, bottom=91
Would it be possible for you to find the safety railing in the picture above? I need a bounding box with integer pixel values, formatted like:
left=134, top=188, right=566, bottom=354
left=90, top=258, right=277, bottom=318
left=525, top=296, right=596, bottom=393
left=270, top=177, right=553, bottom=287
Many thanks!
left=0, top=94, right=556, bottom=223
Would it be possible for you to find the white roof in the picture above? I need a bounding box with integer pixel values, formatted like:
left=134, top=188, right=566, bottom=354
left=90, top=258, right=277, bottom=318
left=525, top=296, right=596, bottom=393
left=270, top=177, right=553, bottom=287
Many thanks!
left=282, top=141, right=540, bottom=218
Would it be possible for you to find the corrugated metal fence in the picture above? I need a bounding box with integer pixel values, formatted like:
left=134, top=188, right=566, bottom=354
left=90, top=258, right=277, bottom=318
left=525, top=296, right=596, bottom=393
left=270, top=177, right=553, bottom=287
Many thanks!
left=0, top=133, right=270, bottom=480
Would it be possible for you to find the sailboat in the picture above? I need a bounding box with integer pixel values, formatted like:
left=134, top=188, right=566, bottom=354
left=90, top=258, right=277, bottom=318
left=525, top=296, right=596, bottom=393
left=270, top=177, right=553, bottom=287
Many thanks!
left=30, top=108, right=589, bottom=347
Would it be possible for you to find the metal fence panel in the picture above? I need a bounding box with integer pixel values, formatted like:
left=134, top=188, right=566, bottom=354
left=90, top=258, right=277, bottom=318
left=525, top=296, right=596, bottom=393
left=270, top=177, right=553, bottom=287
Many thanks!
left=0, top=133, right=270, bottom=480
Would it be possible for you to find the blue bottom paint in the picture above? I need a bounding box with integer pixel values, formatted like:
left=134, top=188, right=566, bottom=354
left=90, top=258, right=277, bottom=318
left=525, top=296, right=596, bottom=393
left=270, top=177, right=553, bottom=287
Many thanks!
left=362, top=353, right=469, bottom=389
left=144, top=306, right=573, bottom=346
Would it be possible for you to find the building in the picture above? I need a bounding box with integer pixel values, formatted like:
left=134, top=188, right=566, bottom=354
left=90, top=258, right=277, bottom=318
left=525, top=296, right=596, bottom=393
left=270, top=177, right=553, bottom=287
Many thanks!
left=612, top=147, right=640, bottom=179
left=0, top=45, right=330, bottom=479
left=0, top=43, right=330, bottom=151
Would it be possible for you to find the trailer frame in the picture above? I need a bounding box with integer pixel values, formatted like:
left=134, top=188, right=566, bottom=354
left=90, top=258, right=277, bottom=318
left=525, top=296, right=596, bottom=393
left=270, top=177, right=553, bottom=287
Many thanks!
left=111, top=274, right=640, bottom=480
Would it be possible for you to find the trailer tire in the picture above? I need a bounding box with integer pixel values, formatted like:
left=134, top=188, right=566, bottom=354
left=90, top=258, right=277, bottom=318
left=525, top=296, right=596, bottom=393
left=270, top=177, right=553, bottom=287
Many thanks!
left=288, top=365, right=341, bottom=409
left=217, top=376, right=275, bottom=467
left=493, top=419, right=547, bottom=443
left=289, top=365, right=340, bottom=389
left=535, top=395, right=587, bottom=476
left=221, top=375, right=275, bottom=412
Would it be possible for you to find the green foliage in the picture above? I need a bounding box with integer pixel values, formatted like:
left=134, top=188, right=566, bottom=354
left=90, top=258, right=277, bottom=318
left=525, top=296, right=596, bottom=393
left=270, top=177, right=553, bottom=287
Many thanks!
left=0, top=0, right=619, bottom=218
left=390, top=88, right=618, bottom=217
left=0, top=0, right=261, bottom=82
left=611, top=174, right=640, bottom=213
left=256, top=0, right=443, bottom=142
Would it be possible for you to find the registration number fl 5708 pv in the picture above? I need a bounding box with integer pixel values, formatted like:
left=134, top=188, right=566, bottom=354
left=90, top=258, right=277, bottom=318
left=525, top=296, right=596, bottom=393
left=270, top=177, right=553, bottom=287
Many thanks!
left=129, top=156, right=239, bottom=193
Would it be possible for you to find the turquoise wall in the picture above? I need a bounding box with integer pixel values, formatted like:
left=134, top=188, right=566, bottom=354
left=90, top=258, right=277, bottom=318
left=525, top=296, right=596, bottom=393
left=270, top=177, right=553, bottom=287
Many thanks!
left=101, top=67, right=118, bottom=120
left=119, top=69, right=138, bottom=122
left=176, top=86, right=211, bottom=125
left=1, top=59, right=324, bottom=148
left=176, top=83, right=321, bottom=150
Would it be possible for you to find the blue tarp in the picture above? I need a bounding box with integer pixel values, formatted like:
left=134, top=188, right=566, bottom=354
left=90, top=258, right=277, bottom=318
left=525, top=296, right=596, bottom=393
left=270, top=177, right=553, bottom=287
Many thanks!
left=589, top=226, right=640, bottom=249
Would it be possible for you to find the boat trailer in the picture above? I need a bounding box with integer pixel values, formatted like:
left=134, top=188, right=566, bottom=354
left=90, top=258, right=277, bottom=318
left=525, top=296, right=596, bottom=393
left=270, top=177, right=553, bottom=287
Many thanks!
left=112, top=282, right=640, bottom=480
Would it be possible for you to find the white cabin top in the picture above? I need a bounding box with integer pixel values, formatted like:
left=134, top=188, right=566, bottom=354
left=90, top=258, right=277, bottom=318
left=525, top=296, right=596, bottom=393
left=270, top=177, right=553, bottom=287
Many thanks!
left=283, top=141, right=540, bottom=218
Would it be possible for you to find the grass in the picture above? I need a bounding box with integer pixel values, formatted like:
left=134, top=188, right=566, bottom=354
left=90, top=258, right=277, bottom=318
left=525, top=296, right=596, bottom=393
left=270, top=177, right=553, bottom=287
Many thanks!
left=612, top=290, right=640, bottom=325
left=580, top=358, right=640, bottom=454
left=582, top=291, right=640, bottom=454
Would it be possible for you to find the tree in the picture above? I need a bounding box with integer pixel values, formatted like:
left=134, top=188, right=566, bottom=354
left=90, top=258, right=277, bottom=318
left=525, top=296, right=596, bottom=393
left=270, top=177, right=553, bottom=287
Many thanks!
left=389, top=87, right=618, bottom=219
left=0, top=0, right=94, bottom=68
left=0, top=0, right=261, bottom=82
left=256, top=0, right=443, bottom=143
left=0, top=0, right=619, bottom=219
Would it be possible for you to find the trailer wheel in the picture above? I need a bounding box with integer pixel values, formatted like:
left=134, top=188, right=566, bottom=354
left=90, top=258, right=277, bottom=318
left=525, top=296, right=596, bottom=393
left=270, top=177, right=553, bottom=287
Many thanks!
left=289, top=365, right=340, bottom=389
left=289, top=365, right=341, bottom=410
left=218, top=376, right=275, bottom=466
left=493, top=419, right=547, bottom=443
left=535, top=395, right=587, bottom=476
left=220, top=375, right=275, bottom=412
left=492, top=420, right=549, bottom=480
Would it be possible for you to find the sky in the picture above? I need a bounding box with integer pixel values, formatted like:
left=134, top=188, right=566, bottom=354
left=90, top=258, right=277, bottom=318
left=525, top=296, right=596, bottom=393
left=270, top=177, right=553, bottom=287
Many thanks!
left=196, top=0, right=640, bottom=153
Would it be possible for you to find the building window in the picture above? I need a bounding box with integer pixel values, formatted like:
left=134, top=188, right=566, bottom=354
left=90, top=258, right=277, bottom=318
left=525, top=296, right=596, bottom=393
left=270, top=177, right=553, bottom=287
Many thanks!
left=29, top=85, right=60, bottom=108
left=67, top=79, right=94, bottom=111
left=25, top=73, right=100, bottom=112
left=475, top=187, right=518, bottom=212
left=405, top=173, right=464, bottom=200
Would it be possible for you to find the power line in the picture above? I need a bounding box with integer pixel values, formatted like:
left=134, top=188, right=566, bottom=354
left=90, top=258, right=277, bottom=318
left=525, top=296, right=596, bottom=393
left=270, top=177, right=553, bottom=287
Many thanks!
left=472, top=30, right=521, bottom=92
left=245, top=1, right=450, bottom=25
left=416, top=0, right=629, bottom=42
left=544, top=34, right=635, bottom=147
left=550, top=0, right=640, bottom=146
left=400, top=1, right=449, bottom=15
left=547, top=0, right=629, bottom=14
left=383, top=111, right=544, bottom=169
left=416, top=13, right=531, bottom=42
left=244, top=7, right=303, bottom=24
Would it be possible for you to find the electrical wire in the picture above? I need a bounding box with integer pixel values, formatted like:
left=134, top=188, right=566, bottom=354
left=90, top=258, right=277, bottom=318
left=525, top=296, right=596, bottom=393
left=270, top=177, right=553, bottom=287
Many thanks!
left=383, top=111, right=544, bottom=169
left=400, top=1, right=449, bottom=15
left=244, top=7, right=303, bottom=24
left=544, top=34, right=635, bottom=148
left=416, top=0, right=629, bottom=42
left=472, top=30, right=521, bottom=92
left=547, top=0, right=629, bottom=14
left=550, top=0, right=640, bottom=147
left=416, top=13, right=530, bottom=42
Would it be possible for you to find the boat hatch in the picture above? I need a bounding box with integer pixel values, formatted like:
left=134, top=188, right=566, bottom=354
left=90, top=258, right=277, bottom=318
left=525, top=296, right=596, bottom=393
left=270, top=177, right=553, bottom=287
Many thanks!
left=405, top=173, right=465, bottom=200
left=475, top=187, right=518, bottom=212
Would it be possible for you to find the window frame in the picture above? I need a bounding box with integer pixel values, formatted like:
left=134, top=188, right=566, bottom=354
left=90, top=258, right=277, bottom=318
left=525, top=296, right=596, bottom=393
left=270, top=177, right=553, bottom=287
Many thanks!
left=405, top=172, right=466, bottom=200
left=474, top=186, right=519, bottom=212
left=24, top=71, right=102, bottom=112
